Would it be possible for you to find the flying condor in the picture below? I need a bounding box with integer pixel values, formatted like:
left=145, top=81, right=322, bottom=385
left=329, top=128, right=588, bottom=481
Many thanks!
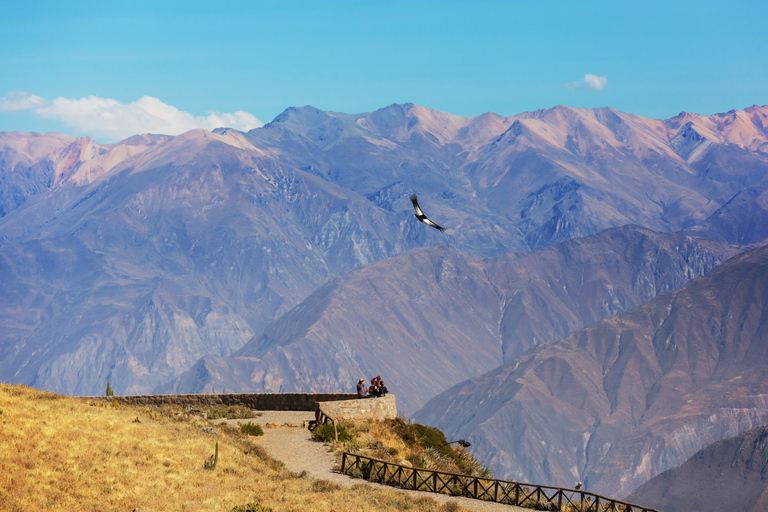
left=410, top=194, right=445, bottom=231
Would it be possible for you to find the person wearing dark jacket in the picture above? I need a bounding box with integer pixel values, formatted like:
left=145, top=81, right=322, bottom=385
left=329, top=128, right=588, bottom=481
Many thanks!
left=379, top=381, right=389, bottom=396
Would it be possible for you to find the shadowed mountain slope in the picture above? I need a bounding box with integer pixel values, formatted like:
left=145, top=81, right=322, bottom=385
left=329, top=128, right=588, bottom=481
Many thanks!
left=626, top=426, right=768, bottom=512
left=688, top=181, right=768, bottom=245
left=163, top=226, right=742, bottom=413
left=415, top=245, right=768, bottom=497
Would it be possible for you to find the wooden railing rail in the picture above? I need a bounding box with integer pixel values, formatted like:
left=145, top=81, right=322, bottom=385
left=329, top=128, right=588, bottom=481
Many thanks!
left=339, top=452, right=660, bottom=512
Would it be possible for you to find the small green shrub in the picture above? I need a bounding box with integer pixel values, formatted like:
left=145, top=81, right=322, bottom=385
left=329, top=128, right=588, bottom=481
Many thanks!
left=311, top=422, right=352, bottom=443
left=311, top=479, right=342, bottom=492
left=230, top=503, right=273, bottom=512
left=105, top=382, right=114, bottom=397
left=349, top=460, right=373, bottom=480
left=240, top=422, right=264, bottom=437
left=406, top=454, right=426, bottom=468
left=389, top=418, right=492, bottom=476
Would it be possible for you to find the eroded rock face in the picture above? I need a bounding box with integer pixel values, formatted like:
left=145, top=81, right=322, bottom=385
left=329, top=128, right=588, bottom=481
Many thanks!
left=415, top=245, right=768, bottom=497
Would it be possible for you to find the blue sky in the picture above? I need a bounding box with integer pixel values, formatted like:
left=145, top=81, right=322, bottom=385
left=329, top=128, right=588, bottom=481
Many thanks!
left=1, top=0, right=766, bottom=141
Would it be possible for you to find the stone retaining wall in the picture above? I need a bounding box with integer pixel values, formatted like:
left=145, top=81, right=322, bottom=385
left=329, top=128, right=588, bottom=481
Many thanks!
left=318, top=395, right=397, bottom=422
left=85, top=392, right=358, bottom=411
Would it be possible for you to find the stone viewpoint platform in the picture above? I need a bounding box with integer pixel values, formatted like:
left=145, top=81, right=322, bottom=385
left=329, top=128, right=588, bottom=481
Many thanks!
left=85, top=392, right=397, bottom=423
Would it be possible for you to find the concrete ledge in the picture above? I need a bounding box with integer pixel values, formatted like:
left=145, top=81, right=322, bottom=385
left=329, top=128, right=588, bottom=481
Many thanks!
left=83, top=392, right=358, bottom=411
left=319, top=395, right=397, bottom=422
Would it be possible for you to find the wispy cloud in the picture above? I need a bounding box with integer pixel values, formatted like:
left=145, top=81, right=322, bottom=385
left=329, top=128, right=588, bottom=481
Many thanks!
left=0, top=91, right=50, bottom=112
left=0, top=91, right=262, bottom=141
left=562, top=74, right=608, bottom=91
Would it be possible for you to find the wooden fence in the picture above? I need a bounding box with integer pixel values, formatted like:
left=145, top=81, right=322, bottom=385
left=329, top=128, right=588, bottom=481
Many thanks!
left=340, top=452, right=660, bottom=512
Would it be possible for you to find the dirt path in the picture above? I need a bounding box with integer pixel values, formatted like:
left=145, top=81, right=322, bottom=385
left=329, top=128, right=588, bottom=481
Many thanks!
left=214, top=412, right=528, bottom=512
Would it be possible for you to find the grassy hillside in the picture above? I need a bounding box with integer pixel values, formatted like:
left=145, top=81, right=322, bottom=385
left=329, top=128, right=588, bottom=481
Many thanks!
left=0, top=384, right=467, bottom=512
left=313, top=418, right=490, bottom=477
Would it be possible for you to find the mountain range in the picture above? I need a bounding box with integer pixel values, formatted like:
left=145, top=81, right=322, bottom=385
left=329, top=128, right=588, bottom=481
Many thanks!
left=415, top=244, right=768, bottom=497
left=1, top=102, right=767, bottom=495
left=0, top=129, right=425, bottom=395
left=162, top=225, right=742, bottom=413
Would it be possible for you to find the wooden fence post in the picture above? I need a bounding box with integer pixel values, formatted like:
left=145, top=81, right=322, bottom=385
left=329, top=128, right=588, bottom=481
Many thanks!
left=341, top=452, right=347, bottom=473
left=494, top=480, right=499, bottom=502
left=557, top=489, right=562, bottom=511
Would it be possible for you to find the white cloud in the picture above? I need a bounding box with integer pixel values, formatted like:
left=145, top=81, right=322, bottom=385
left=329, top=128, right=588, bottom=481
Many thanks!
left=563, top=74, right=608, bottom=91
left=1, top=91, right=262, bottom=141
left=0, top=91, right=50, bottom=112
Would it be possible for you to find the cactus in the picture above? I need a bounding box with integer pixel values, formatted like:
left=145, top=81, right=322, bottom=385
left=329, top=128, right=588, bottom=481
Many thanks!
left=106, top=382, right=114, bottom=397
left=204, top=442, right=218, bottom=470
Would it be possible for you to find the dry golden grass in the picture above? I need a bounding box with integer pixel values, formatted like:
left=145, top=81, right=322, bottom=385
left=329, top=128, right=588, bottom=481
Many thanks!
left=0, top=384, right=467, bottom=512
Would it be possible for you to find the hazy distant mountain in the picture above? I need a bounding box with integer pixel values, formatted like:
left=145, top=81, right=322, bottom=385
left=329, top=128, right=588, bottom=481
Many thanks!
left=627, top=426, right=768, bottom=512
left=1, top=103, right=767, bottom=398
left=415, top=245, right=768, bottom=497
left=163, top=226, right=741, bottom=413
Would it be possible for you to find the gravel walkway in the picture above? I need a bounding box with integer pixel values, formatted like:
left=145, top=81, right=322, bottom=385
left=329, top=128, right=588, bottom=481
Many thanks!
left=214, top=412, right=528, bottom=512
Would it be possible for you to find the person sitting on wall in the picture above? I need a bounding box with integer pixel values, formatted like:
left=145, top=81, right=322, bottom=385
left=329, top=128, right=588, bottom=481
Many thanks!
left=357, top=378, right=368, bottom=398
left=378, top=381, right=389, bottom=396
left=369, top=382, right=381, bottom=398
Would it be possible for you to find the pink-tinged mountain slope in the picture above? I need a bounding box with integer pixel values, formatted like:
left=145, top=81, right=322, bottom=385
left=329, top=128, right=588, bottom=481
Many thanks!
left=415, top=245, right=768, bottom=497
left=0, top=131, right=168, bottom=217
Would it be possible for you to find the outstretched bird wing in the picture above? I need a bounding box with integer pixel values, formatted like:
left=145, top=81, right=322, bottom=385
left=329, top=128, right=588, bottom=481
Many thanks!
left=422, top=217, right=444, bottom=231
left=410, top=194, right=426, bottom=218
left=410, top=194, right=445, bottom=231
